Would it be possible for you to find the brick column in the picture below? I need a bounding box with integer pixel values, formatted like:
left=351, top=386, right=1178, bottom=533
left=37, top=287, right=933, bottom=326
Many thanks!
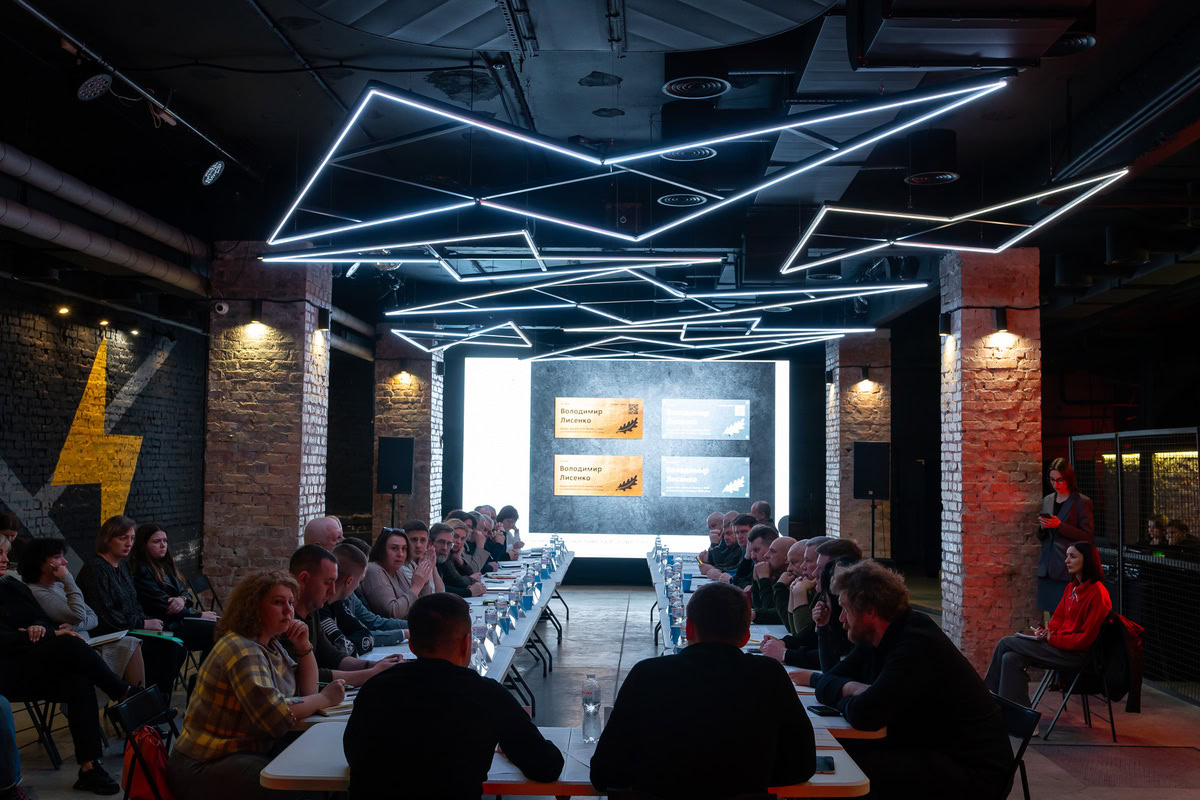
left=203, top=242, right=331, bottom=596
left=372, top=331, right=443, bottom=532
left=940, top=248, right=1042, bottom=671
left=825, top=331, right=892, bottom=556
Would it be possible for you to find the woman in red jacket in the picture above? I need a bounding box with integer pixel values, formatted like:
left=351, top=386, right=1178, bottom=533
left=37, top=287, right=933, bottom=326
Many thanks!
left=985, top=541, right=1112, bottom=708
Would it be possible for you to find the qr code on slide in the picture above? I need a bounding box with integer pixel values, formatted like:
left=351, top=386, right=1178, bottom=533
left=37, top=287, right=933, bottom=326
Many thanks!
left=628, top=403, right=639, bottom=414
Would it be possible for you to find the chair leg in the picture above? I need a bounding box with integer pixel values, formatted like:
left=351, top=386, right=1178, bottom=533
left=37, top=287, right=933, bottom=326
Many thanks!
left=1043, top=672, right=1082, bottom=740
left=1081, top=694, right=1092, bottom=728
left=1019, top=760, right=1031, bottom=800
left=1031, top=669, right=1055, bottom=709
left=1102, top=675, right=1118, bottom=743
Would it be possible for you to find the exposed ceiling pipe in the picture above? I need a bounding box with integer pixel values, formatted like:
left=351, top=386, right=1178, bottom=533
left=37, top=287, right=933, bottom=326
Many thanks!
left=12, top=0, right=258, bottom=180
left=329, top=332, right=374, bottom=362
left=0, top=195, right=207, bottom=296
left=0, top=141, right=210, bottom=260
left=241, top=0, right=348, bottom=115
left=330, top=306, right=373, bottom=338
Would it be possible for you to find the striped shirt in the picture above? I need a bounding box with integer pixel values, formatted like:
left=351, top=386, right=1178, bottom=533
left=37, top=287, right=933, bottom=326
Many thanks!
left=174, top=632, right=298, bottom=762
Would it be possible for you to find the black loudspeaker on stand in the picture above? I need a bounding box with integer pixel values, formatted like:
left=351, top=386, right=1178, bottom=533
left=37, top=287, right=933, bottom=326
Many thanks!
left=853, top=442, right=890, bottom=559
left=377, top=437, right=414, bottom=528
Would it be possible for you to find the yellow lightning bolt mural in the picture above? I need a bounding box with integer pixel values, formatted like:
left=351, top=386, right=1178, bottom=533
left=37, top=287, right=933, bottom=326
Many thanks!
left=51, top=340, right=143, bottom=524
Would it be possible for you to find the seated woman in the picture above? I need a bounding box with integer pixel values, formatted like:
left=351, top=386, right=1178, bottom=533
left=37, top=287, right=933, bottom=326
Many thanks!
left=18, top=536, right=146, bottom=689
left=77, top=515, right=185, bottom=698
left=0, top=535, right=131, bottom=795
left=985, top=541, right=1112, bottom=707
left=167, top=569, right=345, bottom=800
left=360, top=528, right=430, bottom=620
left=131, top=523, right=217, bottom=656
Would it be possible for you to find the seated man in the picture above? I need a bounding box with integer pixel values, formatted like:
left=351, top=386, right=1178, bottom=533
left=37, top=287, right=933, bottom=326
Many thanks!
left=326, top=543, right=380, bottom=655
left=701, top=514, right=757, bottom=587
left=762, top=536, right=831, bottom=667
left=303, top=515, right=345, bottom=551
left=432, top=523, right=485, bottom=598
left=749, top=531, right=793, bottom=625
left=698, top=511, right=725, bottom=564
left=339, top=538, right=408, bottom=646
left=794, top=560, right=1011, bottom=800
left=751, top=499, right=772, bottom=524
left=771, top=538, right=808, bottom=634
left=592, top=582, right=815, bottom=798
left=345, top=593, right=563, bottom=799
left=282, top=545, right=400, bottom=687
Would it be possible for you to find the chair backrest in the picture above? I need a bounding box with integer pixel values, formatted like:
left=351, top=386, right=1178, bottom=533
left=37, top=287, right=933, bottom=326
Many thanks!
left=993, top=692, right=1041, bottom=780
left=106, top=687, right=177, bottom=741
left=187, top=573, right=223, bottom=611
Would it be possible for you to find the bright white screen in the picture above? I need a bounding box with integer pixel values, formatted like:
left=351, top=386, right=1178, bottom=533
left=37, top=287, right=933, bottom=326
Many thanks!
left=462, top=357, right=789, bottom=558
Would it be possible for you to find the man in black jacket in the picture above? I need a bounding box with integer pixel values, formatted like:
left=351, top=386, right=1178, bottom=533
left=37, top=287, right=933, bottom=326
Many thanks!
left=591, top=582, right=815, bottom=799
left=793, top=560, right=1011, bottom=799
left=344, top=592, right=563, bottom=799
left=432, top=523, right=485, bottom=598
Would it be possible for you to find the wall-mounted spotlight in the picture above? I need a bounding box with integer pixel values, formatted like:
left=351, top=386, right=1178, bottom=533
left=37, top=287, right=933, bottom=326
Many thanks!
left=99, top=319, right=110, bottom=327
left=202, top=160, right=225, bottom=186
left=57, top=306, right=70, bottom=316
left=993, top=307, right=1008, bottom=332
left=861, top=365, right=870, bottom=381
left=824, top=369, right=833, bottom=386
left=317, top=308, right=331, bottom=331
left=939, top=312, right=951, bottom=338
left=130, top=329, right=140, bottom=336
left=250, top=299, right=263, bottom=324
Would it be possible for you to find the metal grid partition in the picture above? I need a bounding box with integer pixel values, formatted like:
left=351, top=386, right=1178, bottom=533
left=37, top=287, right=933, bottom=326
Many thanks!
left=1071, top=428, right=1200, bottom=706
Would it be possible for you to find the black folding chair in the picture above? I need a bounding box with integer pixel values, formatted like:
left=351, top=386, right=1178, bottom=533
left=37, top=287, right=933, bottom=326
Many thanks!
left=104, top=686, right=179, bottom=800
left=1030, top=617, right=1119, bottom=742
left=11, top=697, right=63, bottom=769
left=993, top=692, right=1042, bottom=800
left=186, top=573, right=223, bottom=613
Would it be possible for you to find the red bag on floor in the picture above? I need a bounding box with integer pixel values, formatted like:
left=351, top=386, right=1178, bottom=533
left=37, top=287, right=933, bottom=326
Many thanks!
left=121, top=725, right=177, bottom=800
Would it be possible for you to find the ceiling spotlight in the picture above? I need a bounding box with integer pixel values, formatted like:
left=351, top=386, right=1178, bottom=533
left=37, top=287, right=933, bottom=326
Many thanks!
left=657, top=193, right=708, bottom=207
left=76, top=71, right=112, bottom=101
left=993, top=307, right=1008, bottom=332
left=57, top=306, right=70, bottom=315
left=345, top=262, right=362, bottom=277
left=99, top=319, right=110, bottom=327
left=202, top=160, right=225, bottom=186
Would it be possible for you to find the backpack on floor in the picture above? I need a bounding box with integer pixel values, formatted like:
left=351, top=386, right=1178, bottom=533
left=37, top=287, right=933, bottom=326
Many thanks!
left=121, top=724, right=177, bottom=800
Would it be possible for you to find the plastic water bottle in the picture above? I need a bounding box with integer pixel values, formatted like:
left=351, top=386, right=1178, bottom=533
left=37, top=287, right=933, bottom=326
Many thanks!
left=581, top=673, right=602, bottom=743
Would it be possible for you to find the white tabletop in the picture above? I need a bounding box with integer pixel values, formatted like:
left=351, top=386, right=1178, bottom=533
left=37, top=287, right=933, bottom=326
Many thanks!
left=261, top=723, right=868, bottom=796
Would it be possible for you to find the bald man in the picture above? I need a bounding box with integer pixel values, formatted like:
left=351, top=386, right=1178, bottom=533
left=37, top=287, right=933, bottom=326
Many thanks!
left=751, top=500, right=772, bottom=523
left=699, top=511, right=729, bottom=565
left=749, top=531, right=791, bottom=625
left=304, top=516, right=345, bottom=551
left=774, top=539, right=810, bottom=634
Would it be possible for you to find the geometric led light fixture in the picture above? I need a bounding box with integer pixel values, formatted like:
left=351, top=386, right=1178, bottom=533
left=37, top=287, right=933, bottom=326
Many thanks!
left=265, top=73, right=1011, bottom=248
left=780, top=169, right=1128, bottom=274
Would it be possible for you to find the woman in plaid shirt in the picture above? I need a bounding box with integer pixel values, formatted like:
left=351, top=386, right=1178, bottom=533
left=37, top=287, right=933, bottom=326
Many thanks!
left=167, top=569, right=346, bottom=800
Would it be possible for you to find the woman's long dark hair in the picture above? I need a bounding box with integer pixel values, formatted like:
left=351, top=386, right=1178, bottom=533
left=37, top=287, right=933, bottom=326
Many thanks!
left=131, top=522, right=181, bottom=584
left=1070, top=541, right=1104, bottom=584
left=369, top=528, right=410, bottom=569
left=819, top=555, right=860, bottom=621
left=1048, top=457, right=1078, bottom=494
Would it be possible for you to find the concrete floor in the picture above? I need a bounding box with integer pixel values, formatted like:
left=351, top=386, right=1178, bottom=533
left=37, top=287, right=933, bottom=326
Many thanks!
left=12, top=584, right=1200, bottom=798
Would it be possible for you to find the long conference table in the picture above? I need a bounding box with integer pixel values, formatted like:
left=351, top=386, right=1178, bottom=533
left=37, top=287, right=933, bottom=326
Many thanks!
left=260, top=546, right=870, bottom=796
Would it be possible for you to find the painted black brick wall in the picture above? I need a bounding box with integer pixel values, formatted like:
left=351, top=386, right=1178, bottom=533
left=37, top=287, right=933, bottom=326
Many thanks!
left=0, top=285, right=206, bottom=573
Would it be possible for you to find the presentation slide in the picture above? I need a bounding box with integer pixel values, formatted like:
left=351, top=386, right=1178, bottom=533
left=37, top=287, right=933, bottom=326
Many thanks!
left=463, top=358, right=789, bottom=557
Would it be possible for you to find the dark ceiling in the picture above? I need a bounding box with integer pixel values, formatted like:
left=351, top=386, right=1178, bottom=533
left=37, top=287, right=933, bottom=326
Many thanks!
left=1, top=0, right=1199, bottom=356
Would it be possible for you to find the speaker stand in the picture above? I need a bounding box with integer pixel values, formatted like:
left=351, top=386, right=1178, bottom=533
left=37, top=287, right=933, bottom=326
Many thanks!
left=869, top=497, right=877, bottom=559
left=390, top=492, right=397, bottom=529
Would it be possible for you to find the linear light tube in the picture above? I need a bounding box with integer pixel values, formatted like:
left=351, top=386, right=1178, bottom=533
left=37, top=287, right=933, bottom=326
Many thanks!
left=781, top=242, right=890, bottom=274
left=263, top=257, right=442, bottom=264
left=703, top=335, right=844, bottom=361
left=480, top=202, right=641, bottom=242
left=384, top=267, right=635, bottom=315
left=638, top=84, right=1003, bottom=243
left=267, top=90, right=374, bottom=244
left=373, top=88, right=604, bottom=165
left=264, top=230, right=533, bottom=262
left=687, top=283, right=916, bottom=298
left=269, top=201, right=474, bottom=246
left=602, top=78, right=1008, bottom=164
left=397, top=304, right=573, bottom=315
left=995, top=171, right=1127, bottom=251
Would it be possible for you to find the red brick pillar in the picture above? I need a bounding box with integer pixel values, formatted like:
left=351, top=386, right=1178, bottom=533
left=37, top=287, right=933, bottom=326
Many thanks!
left=372, top=330, right=443, bottom=532
left=825, top=331, right=892, bottom=556
left=940, top=248, right=1043, bottom=671
left=203, top=242, right=331, bottom=596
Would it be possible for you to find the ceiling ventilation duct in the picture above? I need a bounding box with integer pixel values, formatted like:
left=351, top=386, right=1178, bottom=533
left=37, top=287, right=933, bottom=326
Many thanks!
left=845, top=0, right=1096, bottom=71
left=662, top=76, right=731, bottom=99
left=660, top=146, right=718, bottom=162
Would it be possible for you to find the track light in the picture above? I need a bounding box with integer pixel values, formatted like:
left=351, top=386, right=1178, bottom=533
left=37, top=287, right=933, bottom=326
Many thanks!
left=993, top=307, right=1008, bottom=332
left=76, top=71, right=112, bottom=101
left=939, top=312, right=951, bottom=338
left=202, top=160, right=225, bottom=186
left=250, top=299, right=263, bottom=324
